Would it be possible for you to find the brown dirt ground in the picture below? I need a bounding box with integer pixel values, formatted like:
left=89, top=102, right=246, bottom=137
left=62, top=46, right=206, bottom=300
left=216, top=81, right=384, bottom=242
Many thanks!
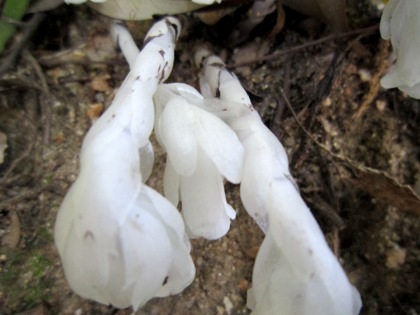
left=0, top=2, right=419, bottom=315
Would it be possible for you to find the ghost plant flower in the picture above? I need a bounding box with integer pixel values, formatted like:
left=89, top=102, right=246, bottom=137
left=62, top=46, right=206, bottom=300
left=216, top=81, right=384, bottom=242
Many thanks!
left=196, top=49, right=362, bottom=315
left=153, top=83, right=244, bottom=240
left=196, top=49, right=291, bottom=233
left=249, top=178, right=362, bottom=315
left=54, top=17, right=195, bottom=311
left=380, top=0, right=420, bottom=98
left=64, top=0, right=216, bottom=20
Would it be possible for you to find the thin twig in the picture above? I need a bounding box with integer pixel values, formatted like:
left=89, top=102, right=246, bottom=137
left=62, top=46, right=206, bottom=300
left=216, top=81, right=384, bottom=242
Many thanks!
left=290, top=48, right=345, bottom=169
left=0, top=141, right=35, bottom=186
left=230, top=24, right=379, bottom=68
left=353, top=40, right=390, bottom=118
left=24, top=51, right=53, bottom=146
left=0, top=15, right=25, bottom=27
left=0, top=12, right=45, bottom=76
left=0, top=186, right=43, bottom=209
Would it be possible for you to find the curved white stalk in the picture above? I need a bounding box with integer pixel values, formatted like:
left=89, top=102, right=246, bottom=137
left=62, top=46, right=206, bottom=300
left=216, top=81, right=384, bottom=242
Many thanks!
left=153, top=83, right=243, bottom=239
left=249, top=178, right=361, bottom=315
left=196, top=49, right=362, bottom=315
left=54, top=17, right=195, bottom=311
left=111, top=21, right=140, bottom=69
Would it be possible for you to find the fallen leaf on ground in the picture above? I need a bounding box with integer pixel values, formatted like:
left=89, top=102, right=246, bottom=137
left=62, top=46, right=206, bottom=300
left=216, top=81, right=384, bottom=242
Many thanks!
left=0, top=131, right=7, bottom=164
left=2, top=210, right=20, bottom=248
left=331, top=153, right=420, bottom=215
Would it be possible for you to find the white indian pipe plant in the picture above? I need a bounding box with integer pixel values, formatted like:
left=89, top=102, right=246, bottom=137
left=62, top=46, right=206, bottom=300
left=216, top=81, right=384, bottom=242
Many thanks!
left=195, top=49, right=292, bottom=233
left=54, top=17, right=195, bottom=311
left=380, top=0, right=420, bottom=99
left=153, top=82, right=244, bottom=239
left=195, top=49, right=362, bottom=315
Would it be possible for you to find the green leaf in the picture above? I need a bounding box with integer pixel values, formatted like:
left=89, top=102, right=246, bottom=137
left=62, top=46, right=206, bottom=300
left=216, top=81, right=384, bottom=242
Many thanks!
left=0, top=0, right=31, bottom=53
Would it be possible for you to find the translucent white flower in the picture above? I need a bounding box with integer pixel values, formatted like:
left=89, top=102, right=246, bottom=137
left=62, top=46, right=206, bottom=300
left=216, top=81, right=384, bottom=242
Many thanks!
left=197, top=52, right=291, bottom=232
left=248, top=178, right=362, bottom=315
left=153, top=83, right=244, bottom=240
left=54, top=18, right=195, bottom=311
left=197, top=49, right=362, bottom=315
left=64, top=0, right=210, bottom=20
left=380, top=0, right=420, bottom=98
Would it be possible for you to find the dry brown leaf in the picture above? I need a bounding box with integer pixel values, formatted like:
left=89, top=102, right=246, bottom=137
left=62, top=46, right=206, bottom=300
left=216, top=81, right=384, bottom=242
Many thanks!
left=90, top=74, right=112, bottom=93
left=332, top=154, right=420, bottom=215
left=195, top=7, right=237, bottom=25
left=386, top=247, right=407, bottom=269
left=87, top=103, right=105, bottom=122
left=2, top=211, right=21, bottom=248
left=0, top=131, right=7, bottom=165
left=13, top=304, right=50, bottom=315
left=282, top=0, right=348, bottom=32
left=269, top=4, right=286, bottom=38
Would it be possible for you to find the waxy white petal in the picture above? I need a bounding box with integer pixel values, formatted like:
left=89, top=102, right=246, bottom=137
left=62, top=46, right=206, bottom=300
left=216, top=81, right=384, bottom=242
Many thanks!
left=180, top=148, right=235, bottom=240
left=158, top=100, right=198, bottom=176
left=379, top=0, right=420, bottom=98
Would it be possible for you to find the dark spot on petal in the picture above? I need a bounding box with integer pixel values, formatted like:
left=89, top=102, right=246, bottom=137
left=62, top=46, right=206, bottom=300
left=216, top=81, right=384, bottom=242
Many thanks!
left=159, top=49, right=165, bottom=57
left=144, top=34, right=160, bottom=46
left=166, top=20, right=179, bottom=39
left=159, top=69, right=166, bottom=82
left=84, top=231, right=95, bottom=240
left=162, top=276, right=169, bottom=285
left=210, top=62, right=225, bottom=68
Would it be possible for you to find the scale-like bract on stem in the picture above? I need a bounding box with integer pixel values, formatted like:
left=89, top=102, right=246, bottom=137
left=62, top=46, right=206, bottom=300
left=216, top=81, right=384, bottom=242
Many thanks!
left=196, top=49, right=362, bottom=315
left=54, top=18, right=195, bottom=311
left=153, top=83, right=243, bottom=239
left=380, top=0, right=420, bottom=99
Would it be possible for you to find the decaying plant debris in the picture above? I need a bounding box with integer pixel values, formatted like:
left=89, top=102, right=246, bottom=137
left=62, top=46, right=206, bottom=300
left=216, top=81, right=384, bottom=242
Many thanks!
left=0, top=1, right=419, bottom=314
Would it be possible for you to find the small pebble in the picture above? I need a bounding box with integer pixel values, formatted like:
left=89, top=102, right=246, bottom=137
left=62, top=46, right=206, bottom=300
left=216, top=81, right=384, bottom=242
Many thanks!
left=386, top=247, right=407, bottom=269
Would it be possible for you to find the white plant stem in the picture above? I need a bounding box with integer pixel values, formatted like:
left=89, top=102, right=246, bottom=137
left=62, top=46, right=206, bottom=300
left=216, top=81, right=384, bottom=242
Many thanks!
left=111, top=21, right=140, bottom=69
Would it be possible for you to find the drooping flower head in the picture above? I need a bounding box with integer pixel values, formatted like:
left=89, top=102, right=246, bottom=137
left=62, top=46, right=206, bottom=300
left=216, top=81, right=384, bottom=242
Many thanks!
left=380, top=0, right=420, bottom=98
left=196, top=48, right=362, bottom=315
left=153, top=83, right=244, bottom=239
left=54, top=18, right=195, bottom=311
left=196, top=48, right=291, bottom=232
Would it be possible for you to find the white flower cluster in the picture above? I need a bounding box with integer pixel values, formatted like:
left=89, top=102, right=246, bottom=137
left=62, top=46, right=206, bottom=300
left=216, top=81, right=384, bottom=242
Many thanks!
left=380, top=0, right=420, bottom=98
left=54, top=17, right=362, bottom=314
